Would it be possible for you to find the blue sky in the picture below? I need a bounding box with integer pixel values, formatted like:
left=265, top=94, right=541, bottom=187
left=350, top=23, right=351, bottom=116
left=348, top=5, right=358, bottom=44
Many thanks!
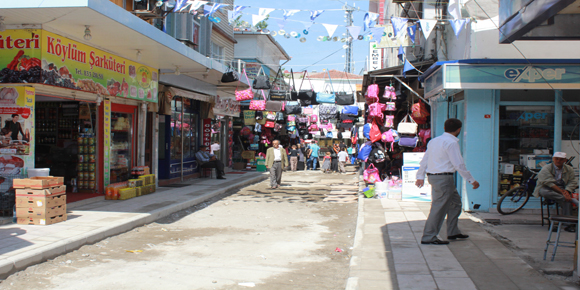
left=233, top=0, right=370, bottom=75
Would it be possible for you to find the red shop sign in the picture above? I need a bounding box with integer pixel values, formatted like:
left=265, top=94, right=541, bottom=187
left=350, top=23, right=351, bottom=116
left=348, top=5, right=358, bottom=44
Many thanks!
left=0, top=107, right=31, bottom=119
left=202, top=118, right=211, bottom=151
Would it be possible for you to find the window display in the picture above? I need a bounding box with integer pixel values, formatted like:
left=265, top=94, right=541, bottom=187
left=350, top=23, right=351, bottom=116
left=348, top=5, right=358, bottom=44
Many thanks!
left=110, top=112, right=133, bottom=183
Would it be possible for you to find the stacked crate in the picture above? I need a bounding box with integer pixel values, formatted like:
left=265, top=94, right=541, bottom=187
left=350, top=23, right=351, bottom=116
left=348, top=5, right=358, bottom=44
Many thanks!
left=14, top=177, right=67, bottom=225
left=138, top=174, right=156, bottom=195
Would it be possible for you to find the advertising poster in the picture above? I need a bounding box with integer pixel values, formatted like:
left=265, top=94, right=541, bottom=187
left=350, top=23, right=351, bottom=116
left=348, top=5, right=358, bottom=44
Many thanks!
left=213, top=95, right=241, bottom=117
left=0, top=29, right=158, bottom=103
left=0, top=86, right=35, bottom=175
left=103, top=100, right=111, bottom=186
left=402, top=152, right=432, bottom=202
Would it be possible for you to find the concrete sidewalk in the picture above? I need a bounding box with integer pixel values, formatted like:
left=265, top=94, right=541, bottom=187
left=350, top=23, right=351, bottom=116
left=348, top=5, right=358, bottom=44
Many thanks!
left=0, top=171, right=267, bottom=278
left=346, top=197, right=579, bottom=290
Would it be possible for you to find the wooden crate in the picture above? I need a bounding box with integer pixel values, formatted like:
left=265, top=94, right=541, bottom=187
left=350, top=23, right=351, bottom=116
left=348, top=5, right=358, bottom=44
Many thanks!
left=13, top=176, right=65, bottom=189
left=15, top=193, right=66, bottom=208
left=16, top=204, right=66, bottom=218
left=17, top=213, right=67, bottom=225
left=15, top=185, right=66, bottom=196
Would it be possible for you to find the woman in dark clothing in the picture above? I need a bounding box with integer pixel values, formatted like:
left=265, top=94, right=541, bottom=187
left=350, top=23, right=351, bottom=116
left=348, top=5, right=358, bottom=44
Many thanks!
left=328, top=144, right=339, bottom=172
left=289, top=145, right=300, bottom=171
left=297, top=144, right=305, bottom=170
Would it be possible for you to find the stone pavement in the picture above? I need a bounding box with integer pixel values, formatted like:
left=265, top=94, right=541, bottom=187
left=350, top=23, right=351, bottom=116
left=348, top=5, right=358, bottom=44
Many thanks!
left=0, top=171, right=267, bottom=278
left=346, top=197, right=580, bottom=290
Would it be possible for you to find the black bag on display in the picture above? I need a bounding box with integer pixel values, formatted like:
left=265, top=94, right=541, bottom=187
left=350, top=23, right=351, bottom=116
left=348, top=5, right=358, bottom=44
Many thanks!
left=255, top=111, right=263, bottom=120
left=252, top=67, right=271, bottom=89
left=220, top=66, right=239, bottom=83
left=275, top=112, right=285, bottom=123
left=285, top=102, right=302, bottom=115
left=269, top=90, right=289, bottom=101
left=297, top=71, right=318, bottom=106
left=336, top=92, right=355, bottom=105
left=265, top=101, right=284, bottom=112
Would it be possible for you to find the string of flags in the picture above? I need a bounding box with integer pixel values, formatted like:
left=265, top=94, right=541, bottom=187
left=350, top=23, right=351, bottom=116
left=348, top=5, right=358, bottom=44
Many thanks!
left=169, top=0, right=471, bottom=44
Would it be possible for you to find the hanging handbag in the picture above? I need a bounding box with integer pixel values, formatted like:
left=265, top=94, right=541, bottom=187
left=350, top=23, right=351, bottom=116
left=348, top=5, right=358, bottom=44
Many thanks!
left=386, top=102, right=396, bottom=111
left=384, top=115, right=394, bottom=128
left=397, top=114, right=418, bottom=134
left=285, top=101, right=302, bottom=114
left=266, top=111, right=276, bottom=120
left=398, top=136, right=419, bottom=148
left=275, top=112, right=285, bottom=123
left=265, top=120, right=275, bottom=128
left=252, top=66, right=271, bottom=90
left=316, top=71, right=337, bottom=103
left=289, top=69, right=299, bottom=101
left=319, top=104, right=338, bottom=121
left=383, top=85, right=396, bottom=100
left=274, top=123, right=283, bottom=132
left=235, top=69, right=254, bottom=101
left=342, top=105, right=359, bottom=116
left=369, top=121, right=382, bottom=143
left=255, top=111, right=263, bottom=120
left=363, top=164, right=382, bottom=184
left=269, top=68, right=290, bottom=101
left=303, top=107, right=314, bottom=114
left=366, top=84, right=379, bottom=103
left=221, top=65, right=239, bottom=83
left=265, top=100, right=284, bottom=112
left=335, top=71, right=355, bottom=105
left=297, top=71, right=318, bottom=106
left=249, top=90, right=267, bottom=111
left=326, top=131, right=334, bottom=138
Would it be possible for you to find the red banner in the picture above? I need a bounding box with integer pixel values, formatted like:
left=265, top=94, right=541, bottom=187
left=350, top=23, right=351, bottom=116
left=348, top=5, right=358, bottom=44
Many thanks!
left=202, top=118, right=211, bottom=152
left=0, top=107, right=31, bottom=119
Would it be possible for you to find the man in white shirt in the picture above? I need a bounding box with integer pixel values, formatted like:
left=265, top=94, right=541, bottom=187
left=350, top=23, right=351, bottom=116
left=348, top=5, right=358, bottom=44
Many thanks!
left=210, top=141, right=221, bottom=158
left=337, top=148, right=349, bottom=173
left=416, top=118, right=480, bottom=245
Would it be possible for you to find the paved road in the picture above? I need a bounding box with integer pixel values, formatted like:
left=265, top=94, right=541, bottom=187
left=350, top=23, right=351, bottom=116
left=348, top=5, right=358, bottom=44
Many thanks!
left=0, top=170, right=359, bottom=290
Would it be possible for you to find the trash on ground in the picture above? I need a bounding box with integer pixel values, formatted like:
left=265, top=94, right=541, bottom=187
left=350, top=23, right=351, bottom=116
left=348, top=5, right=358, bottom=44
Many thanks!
left=335, top=247, right=343, bottom=252
left=238, top=282, right=256, bottom=287
left=125, top=250, right=143, bottom=253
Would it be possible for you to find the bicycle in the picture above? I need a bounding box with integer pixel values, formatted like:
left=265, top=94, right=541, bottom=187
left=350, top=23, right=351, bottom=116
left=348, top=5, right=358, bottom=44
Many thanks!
left=496, top=157, right=575, bottom=215
left=497, top=166, right=539, bottom=215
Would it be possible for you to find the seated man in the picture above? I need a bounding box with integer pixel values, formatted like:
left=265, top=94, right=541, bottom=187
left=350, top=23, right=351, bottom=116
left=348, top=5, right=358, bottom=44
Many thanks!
left=533, top=152, right=578, bottom=218
left=195, top=145, right=226, bottom=179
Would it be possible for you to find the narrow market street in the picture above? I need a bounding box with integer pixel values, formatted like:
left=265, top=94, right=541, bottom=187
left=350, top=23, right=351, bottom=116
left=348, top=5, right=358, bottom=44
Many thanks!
left=0, top=170, right=359, bottom=290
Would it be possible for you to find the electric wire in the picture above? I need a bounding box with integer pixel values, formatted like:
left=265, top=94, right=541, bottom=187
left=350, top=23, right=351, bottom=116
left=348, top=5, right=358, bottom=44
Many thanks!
left=301, top=47, right=346, bottom=71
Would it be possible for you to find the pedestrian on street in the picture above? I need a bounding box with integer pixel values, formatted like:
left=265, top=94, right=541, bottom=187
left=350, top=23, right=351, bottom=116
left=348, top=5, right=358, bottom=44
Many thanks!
left=266, top=140, right=289, bottom=189
left=297, top=144, right=306, bottom=170
left=289, top=145, right=300, bottom=171
left=307, top=141, right=320, bottom=170
left=415, top=118, right=480, bottom=245
left=321, top=151, right=332, bottom=173
left=338, top=148, right=349, bottom=173
left=195, top=145, right=226, bottom=179
left=329, top=144, right=339, bottom=172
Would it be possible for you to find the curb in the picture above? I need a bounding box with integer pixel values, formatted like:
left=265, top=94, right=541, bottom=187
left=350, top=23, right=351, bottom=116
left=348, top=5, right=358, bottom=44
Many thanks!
left=345, top=176, right=366, bottom=290
left=0, top=173, right=268, bottom=279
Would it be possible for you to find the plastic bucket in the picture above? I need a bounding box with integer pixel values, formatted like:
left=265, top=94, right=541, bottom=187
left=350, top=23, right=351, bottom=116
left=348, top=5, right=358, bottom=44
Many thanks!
left=28, top=168, right=50, bottom=178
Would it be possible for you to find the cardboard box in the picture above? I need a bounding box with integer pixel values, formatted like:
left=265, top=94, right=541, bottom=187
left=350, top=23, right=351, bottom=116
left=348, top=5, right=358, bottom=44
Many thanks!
left=499, top=163, right=514, bottom=175
left=15, top=185, right=66, bottom=196
left=118, top=188, right=136, bottom=200
left=17, top=214, right=67, bottom=225
left=15, top=193, right=66, bottom=208
left=16, top=204, right=66, bottom=218
left=535, top=155, right=552, bottom=169
left=534, top=149, right=550, bottom=155
left=513, top=165, right=524, bottom=176
left=499, top=184, right=511, bottom=195
left=13, top=176, right=64, bottom=189
left=520, top=155, right=536, bottom=168
left=499, top=174, right=512, bottom=184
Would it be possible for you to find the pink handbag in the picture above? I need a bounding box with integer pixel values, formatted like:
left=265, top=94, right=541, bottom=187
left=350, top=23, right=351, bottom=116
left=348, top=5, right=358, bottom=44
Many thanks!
left=364, top=164, right=382, bottom=184
left=303, top=107, right=314, bottom=114
left=368, top=102, right=387, bottom=119
left=235, top=69, right=254, bottom=101
left=385, top=115, right=394, bottom=128
left=249, top=90, right=267, bottom=110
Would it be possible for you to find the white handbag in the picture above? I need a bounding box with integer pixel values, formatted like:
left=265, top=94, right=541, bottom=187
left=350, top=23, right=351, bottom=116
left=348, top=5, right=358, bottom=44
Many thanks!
left=397, top=114, right=418, bottom=134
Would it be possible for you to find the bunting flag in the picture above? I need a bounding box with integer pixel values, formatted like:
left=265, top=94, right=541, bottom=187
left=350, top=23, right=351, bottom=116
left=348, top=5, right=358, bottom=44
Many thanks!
left=252, top=14, right=268, bottom=26
left=370, top=27, right=384, bottom=43
left=204, top=3, right=227, bottom=16
left=346, top=26, right=362, bottom=39
left=418, top=19, right=437, bottom=39
left=448, top=0, right=462, bottom=20
left=189, top=1, right=208, bottom=13
left=397, top=45, right=405, bottom=62
left=403, top=60, right=417, bottom=77
left=390, top=17, right=408, bottom=38
left=259, top=8, right=275, bottom=16
left=368, top=12, right=379, bottom=22
left=310, top=10, right=324, bottom=21
left=407, top=24, right=417, bottom=43
left=277, top=19, right=287, bottom=30
left=363, top=13, right=372, bottom=31
left=450, top=19, right=469, bottom=39
left=232, top=5, right=247, bottom=18
left=301, top=21, right=314, bottom=31
left=322, top=23, right=339, bottom=37
left=173, top=0, right=188, bottom=12
left=283, top=9, right=300, bottom=20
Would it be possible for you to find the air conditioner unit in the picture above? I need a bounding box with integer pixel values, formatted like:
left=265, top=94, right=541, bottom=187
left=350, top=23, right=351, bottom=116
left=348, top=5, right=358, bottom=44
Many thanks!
left=165, top=12, right=198, bottom=46
left=133, top=0, right=158, bottom=18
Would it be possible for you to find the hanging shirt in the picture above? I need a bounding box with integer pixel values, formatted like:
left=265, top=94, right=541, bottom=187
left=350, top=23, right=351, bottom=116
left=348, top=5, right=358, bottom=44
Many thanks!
left=416, top=132, right=476, bottom=184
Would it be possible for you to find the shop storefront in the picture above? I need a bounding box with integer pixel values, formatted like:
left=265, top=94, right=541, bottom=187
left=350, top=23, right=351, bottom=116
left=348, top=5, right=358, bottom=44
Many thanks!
left=212, top=95, right=240, bottom=167
left=158, top=87, right=212, bottom=182
left=421, top=59, right=580, bottom=212
left=0, top=29, right=158, bottom=201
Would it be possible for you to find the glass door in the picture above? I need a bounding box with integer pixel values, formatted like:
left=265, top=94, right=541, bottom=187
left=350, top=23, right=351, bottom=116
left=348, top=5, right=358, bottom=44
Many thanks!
left=110, top=111, right=133, bottom=183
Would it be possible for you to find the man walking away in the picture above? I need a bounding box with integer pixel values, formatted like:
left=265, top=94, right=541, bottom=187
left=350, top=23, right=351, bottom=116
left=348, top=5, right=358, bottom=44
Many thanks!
left=289, top=145, right=300, bottom=171
left=308, top=141, right=321, bottom=171
left=416, top=118, right=479, bottom=245
left=338, top=148, right=349, bottom=174
left=196, top=145, right=226, bottom=179
left=266, top=140, right=289, bottom=189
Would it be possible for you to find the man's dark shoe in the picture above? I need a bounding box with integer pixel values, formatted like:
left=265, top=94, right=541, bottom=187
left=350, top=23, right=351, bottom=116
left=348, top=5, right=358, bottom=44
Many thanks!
left=448, top=234, right=469, bottom=240
left=421, top=239, right=449, bottom=245
left=217, top=176, right=226, bottom=179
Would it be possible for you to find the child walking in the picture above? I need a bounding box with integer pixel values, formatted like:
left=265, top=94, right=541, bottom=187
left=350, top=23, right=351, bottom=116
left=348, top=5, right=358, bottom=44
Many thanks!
left=321, top=151, right=332, bottom=173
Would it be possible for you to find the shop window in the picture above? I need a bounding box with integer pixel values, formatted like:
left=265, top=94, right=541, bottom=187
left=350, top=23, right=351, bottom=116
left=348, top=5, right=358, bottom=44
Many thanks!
left=110, top=111, right=133, bottom=183
left=211, top=42, right=224, bottom=64
left=500, top=90, right=555, bottom=102
left=170, top=97, right=197, bottom=161
left=170, top=98, right=183, bottom=160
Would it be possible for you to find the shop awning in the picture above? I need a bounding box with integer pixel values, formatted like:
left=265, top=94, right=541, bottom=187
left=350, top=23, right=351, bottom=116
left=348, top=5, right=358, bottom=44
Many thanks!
left=0, top=0, right=249, bottom=89
left=168, top=87, right=214, bottom=103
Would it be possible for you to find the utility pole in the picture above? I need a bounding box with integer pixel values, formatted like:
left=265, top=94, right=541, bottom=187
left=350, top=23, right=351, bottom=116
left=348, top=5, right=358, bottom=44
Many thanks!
left=343, top=4, right=355, bottom=74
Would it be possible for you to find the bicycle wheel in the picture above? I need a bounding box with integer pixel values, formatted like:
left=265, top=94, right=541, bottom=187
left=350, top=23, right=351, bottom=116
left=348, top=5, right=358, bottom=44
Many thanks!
left=497, top=186, right=530, bottom=215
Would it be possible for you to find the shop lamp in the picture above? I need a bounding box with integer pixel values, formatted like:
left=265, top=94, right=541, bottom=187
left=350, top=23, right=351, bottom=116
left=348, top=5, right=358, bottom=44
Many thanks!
left=0, top=17, right=6, bottom=32
left=96, top=95, right=102, bottom=106
left=174, top=66, right=180, bottom=76
left=136, top=50, right=142, bottom=62
left=83, top=25, right=92, bottom=41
